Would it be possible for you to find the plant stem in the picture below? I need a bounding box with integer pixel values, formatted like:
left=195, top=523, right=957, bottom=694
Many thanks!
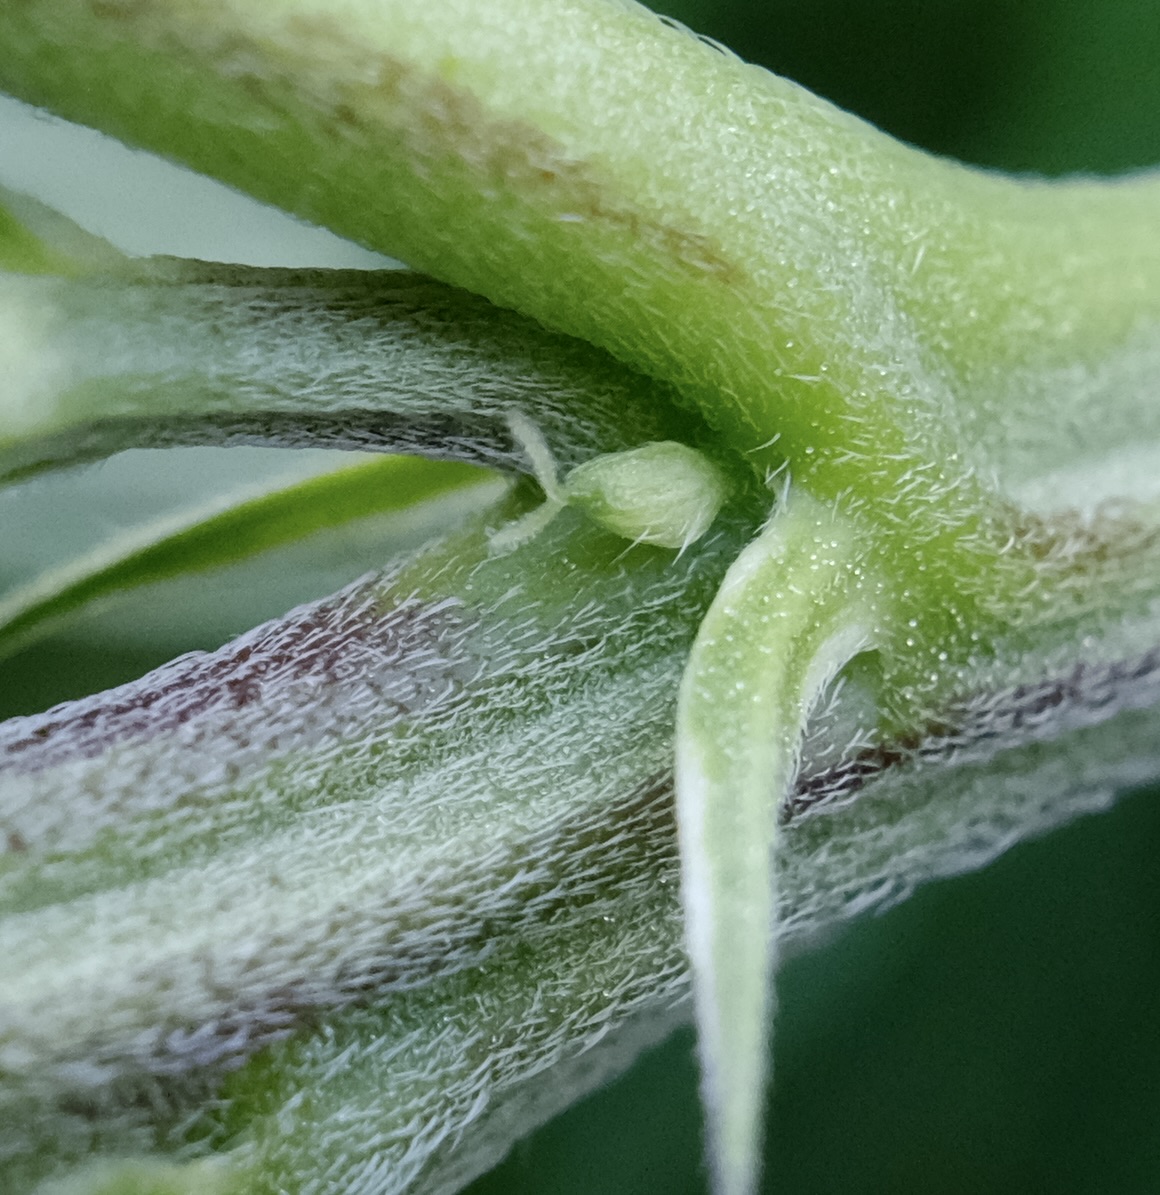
left=0, top=262, right=707, bottom=482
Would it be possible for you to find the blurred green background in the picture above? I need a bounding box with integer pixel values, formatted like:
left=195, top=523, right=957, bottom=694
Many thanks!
left=2, top=0, right=1160, bottom=1192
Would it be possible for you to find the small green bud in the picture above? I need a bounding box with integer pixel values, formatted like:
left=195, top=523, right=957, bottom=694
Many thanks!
left=563, top=441, right=731, bottom=550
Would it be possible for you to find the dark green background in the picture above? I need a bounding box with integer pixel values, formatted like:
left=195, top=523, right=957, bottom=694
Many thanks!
left=3, top=2, right=1159, bottom=1192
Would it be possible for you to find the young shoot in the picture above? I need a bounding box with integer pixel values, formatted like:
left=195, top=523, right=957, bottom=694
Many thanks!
left=496, top=410, right=732, bottom=553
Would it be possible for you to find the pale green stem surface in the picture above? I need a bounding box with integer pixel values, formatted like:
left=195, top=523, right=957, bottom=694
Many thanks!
left=34, top=1155, right=237, bottom=1195
left=6, top=485, right=1160, bottom=1194
left=13, top=571, right=1160, bottom=1195
left=0, top=260, right=709, bottom=483
left=0, top=188, right=708, bottom=484
left=0, top=497, right=747, bottom=1192
left=676, top=491, right=877, bottom=1195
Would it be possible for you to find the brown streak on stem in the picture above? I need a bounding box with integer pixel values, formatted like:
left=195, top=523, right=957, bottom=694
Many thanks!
left=0, top=583, right=468, bottom=774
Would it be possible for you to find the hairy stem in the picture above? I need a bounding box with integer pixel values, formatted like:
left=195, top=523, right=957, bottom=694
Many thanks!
left=0, top=260, right=708, bottom=482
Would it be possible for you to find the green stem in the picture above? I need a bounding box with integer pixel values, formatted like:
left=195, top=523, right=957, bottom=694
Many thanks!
left=32, top=1156, right=240, bottom=1195
left=7, top=492, right=1160, bottom=1193
left=0, top=263, right=705, bottom=482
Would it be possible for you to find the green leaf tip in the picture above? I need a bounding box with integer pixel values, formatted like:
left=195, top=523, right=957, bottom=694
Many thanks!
left=0, top=184, right=125, bottom=277
left=0, top=453, right=495, bottom=660
left=676, top=491, right=879, bottom=1195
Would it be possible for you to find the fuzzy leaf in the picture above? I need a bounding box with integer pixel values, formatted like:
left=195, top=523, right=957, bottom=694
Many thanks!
left=676, top=491, right=876, bottom=1195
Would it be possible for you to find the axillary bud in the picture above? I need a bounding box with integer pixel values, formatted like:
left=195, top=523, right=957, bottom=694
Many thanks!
left=563, top=441, right=731, bottom=550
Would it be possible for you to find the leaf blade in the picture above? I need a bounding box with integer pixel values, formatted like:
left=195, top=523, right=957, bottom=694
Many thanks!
left=0, top=453, right=498, bottom=661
